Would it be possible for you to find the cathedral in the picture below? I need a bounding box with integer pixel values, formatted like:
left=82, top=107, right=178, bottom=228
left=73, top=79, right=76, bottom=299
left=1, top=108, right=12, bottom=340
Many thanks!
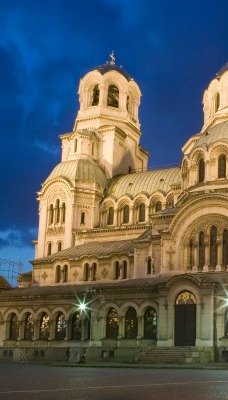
left=0, top=54, right=228, bottom=363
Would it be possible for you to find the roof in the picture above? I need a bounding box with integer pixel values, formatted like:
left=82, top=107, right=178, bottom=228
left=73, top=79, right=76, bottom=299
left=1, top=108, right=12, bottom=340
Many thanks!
left=0, top=273, right=223, bottom=301
left=44, top=159, right=107, bottom=188
left=107, top=167, right=181, bottom=199
left=216, top=62, right=228, bottom=78
left=93, top=64, right=133, bottom=82
left=0, top=275, right=11, bottom=289
left=193, top=120, right=228, bottom=149
left=33, top=239, right=135, bottom=264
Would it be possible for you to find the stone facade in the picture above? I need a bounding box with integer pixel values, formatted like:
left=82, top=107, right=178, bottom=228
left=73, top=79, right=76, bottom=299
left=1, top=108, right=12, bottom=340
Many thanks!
left=0, top=56, right=228, bottom=363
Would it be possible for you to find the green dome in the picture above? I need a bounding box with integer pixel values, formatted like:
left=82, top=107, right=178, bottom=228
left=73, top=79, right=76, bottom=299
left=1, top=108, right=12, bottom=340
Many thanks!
left=193, top=120, right=228, bottom=150
left=45, top=159, right=107, bottom=188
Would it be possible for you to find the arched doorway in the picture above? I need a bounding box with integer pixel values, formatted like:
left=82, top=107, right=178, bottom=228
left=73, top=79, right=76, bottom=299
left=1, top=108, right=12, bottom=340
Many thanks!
left=175, top=291, right=196, bottom=346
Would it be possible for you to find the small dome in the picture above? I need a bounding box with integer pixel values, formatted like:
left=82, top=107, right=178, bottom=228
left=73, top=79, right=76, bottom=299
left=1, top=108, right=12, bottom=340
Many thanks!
left=45, top=159, right=107, bottom=188
left=93, top=63, right=133, bottom=82
left=193, top=120, right=228, bottom=149
left=216, top=62, right=228, bottom=78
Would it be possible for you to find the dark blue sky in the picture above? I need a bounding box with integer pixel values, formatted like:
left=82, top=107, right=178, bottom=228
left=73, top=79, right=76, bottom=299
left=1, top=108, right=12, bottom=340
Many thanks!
left=1, top=0, right=228, bottom=272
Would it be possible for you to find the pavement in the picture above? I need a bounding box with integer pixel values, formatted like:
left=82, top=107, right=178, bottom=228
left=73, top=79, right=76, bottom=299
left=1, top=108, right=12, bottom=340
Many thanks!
left=52, top=360, right=228, bottom=370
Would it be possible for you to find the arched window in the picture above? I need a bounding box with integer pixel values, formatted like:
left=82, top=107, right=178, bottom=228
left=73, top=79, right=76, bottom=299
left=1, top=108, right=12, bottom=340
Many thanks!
left=56, top=313, right=66, bottom=340
left=114, top=261, right=120, bottom=280
left=92, top=84, right=99, bottom=106
left=57, top=242, right=62, bottom=252
left=199, top=231, right=205, bottom=268
left=81, top=212, right=85, bottom=224
left=71, top=311, right=81, bottom=340
left=125, top=307, right=138, bottom=339
left=210, top=226, right=217, bottom=268
left=147, top=257, right=152, bottom=274
left=225, top=308, right=228, bottom=337
left=9, top=314, right=19, bottom=340
left=123, top=205, right=129, bottom=223
left=126, top=95, right=130, bottom=111
left=155, top=201, right=162, bottom=212
left=139, top=203, right=145, bottom=222
left=47, top=242, right=52, bottom=256
left=61, top=203, right=66, bottom=223
left=106, top=308, right=119, bottom=338
left=218, top=154, right=226, bottom=178
left=56, top=265, right=61, bottom=282
left=122, top=261, right=127, bottom=279
left=91, top=263, right=97, bottom=281
left=84, top=263, right=89, bottom=281
left=223, top=229, right=228, bottom=266
left=24, top=313, right=34, bottom=340
left=198, top=158, right=205, bottom=183
left=39, top=313, right=50, bottom=340
left=107, top=207, right=114, bottom=225
left=107, top=85, right=119, bottom=108
left=144, top=307, right=157, bottom=339
left=55, top=199, right=60, bottom=223
left=49, top=204, right=54, bottom=225
left=62, top=265, right=68, bottom=282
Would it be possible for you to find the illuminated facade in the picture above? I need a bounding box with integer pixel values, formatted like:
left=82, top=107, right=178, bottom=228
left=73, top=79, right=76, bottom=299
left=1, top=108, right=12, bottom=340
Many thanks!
left=0, top=56, right=228, bottom=363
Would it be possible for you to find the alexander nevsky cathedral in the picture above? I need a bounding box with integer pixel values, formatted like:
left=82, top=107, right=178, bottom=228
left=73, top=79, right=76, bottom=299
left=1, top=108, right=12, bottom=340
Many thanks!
left=0, top=54, right=228, bottom=364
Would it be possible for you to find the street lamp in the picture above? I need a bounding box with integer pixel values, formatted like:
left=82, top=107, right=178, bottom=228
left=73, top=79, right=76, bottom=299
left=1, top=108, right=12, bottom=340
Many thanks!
left=75, top=297, right=91, bottom=363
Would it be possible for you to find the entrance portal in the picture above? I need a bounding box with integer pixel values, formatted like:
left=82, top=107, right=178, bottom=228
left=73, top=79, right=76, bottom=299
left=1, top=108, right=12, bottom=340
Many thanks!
left=175, top=291, right=196, bottom=346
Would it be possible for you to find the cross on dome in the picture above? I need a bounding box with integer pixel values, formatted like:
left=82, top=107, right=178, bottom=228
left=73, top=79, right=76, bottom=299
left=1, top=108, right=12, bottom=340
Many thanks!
left=109, top=51, right=115, bottom=65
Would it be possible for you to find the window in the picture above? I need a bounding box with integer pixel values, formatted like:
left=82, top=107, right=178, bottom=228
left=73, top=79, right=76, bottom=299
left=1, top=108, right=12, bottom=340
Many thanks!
left=126, top=95, right=130, bottom=111
left=56, top=265, right=61, bottom=283
left=122, top=261, right=127, bottom=279
left=55, top=199, right=60, bottom=223
left=57, top=242, right=62, bottom=252
left=56, top=313, right=66, bottom=340
left=114, top=261, right=120, bottom=280
left=139, top=203, right=145, bottom=222
left=189, top=239, right=193, bottom=267
left=225, top=308, right=228, bottom=337
left=61, top=203, right=66, bottom=223
left=155, top=201, right=162, bottom=212
left=199, top=231, right=205, bottom=268
left=144, top=307, right=157, bottom=339
left=223, top=229, right=228, bottom=266
left=9, top=314, right=19, bottom=340
left=74, top=139, right=78, bottom=152
left=218, top=154, right=226, bottom=178
left=24, top=313, right=34, bottom=340
left=107, top=85, right=119, bottom=108
left=147, top=257, right=152, bottom=274
left=92, top=84, right=99, bottom=106
left=198, top=158, right=205, bottom=183
left=123, top=205, right=129, bottom=223
left=210, top=226, right=217, bottom=268
left=107, top=207, right=114, bottom=225
left=81, top=212, right=85, bottom=224
left=39, top=313, right=50, bottom=340
left=62, top=265, right=68, bottom=282
left=49, top=204, right=54, bottom=225
left=215, top=92, right=220, bottom=112
left=47, top=243, right=52, bottom=256
left=106, top=308, right=119, bottom=338
left=125, top=307, right=138, bottom=339
left=84, top=263, right=89, bottom=281
left=71, top=312, right=81, bottom=340
left=91, top=263, right=97, bottom=281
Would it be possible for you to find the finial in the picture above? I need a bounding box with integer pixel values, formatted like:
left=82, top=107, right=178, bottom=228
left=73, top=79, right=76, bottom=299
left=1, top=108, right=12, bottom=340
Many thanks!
left=110, top=51, right=115, bottom=65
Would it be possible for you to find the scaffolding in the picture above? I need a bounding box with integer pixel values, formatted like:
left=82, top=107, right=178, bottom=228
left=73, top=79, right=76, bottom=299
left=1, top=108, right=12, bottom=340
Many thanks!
left=0, top=258, right=23, bottom=287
